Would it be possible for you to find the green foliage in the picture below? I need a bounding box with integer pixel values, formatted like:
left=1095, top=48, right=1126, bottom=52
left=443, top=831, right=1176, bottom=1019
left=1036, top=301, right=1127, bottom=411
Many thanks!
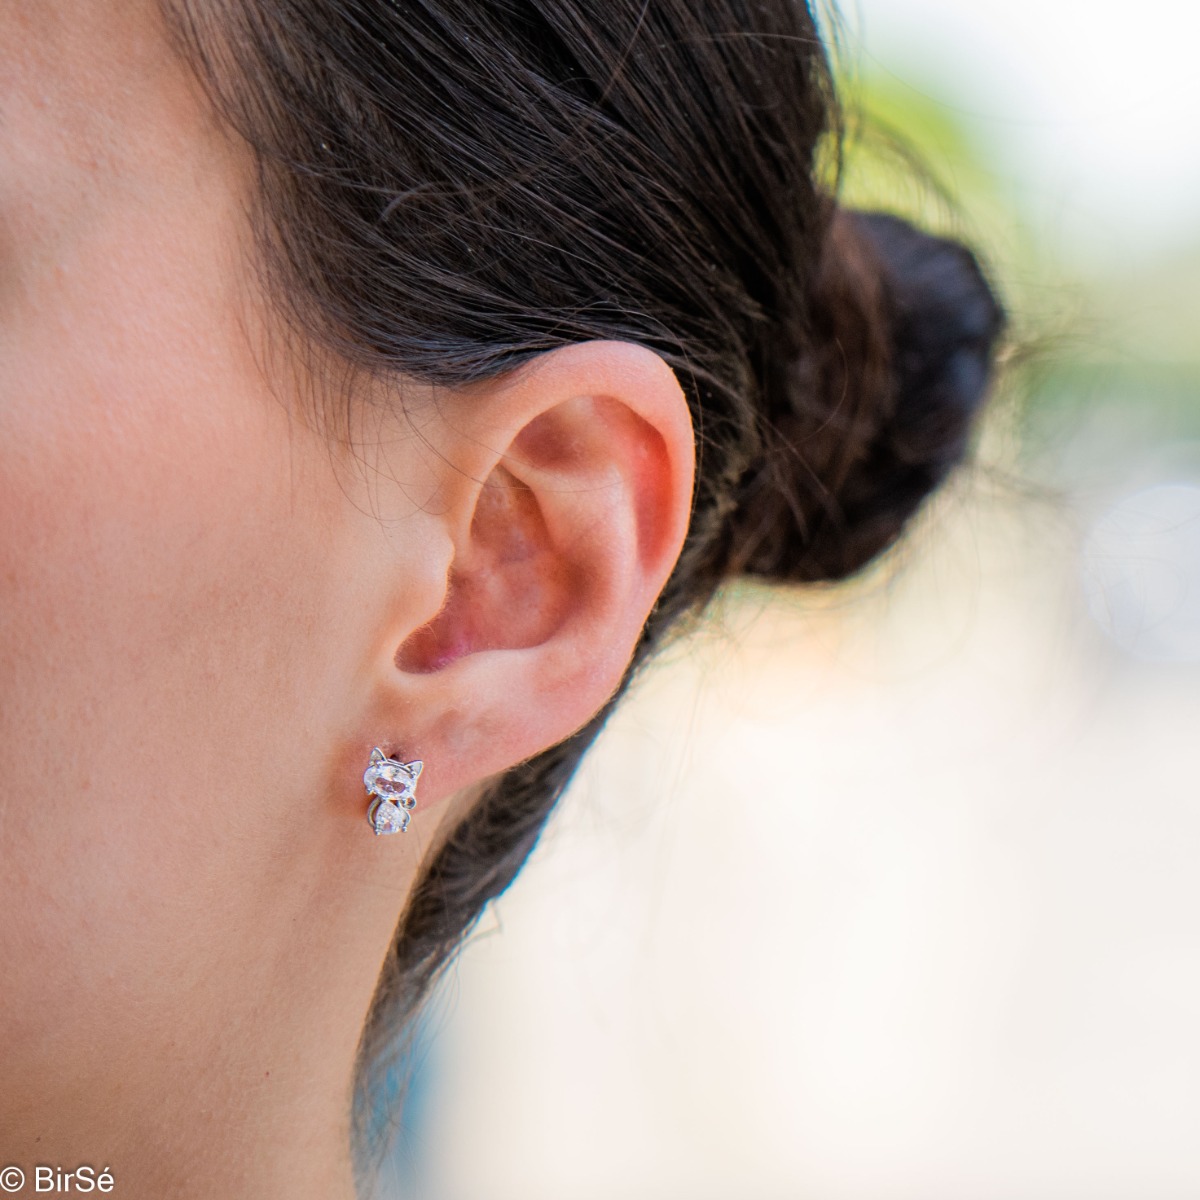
left=830, top=59, right=1200, bottom=374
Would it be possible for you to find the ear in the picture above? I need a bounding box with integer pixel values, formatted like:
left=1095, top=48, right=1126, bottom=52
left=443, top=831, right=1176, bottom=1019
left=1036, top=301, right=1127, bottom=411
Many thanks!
left=366, top=340, right=695, bottom=815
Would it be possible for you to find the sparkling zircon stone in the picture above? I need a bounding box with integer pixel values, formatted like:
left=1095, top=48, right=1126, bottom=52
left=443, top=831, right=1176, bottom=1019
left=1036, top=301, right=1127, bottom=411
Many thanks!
left=370, top=799, right=410, bottom=835
left=363, top=761, right=414, bottom=799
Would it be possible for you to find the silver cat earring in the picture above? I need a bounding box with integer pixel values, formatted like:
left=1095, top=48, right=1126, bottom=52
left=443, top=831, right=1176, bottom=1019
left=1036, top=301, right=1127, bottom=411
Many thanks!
left=363, top=747, right=423, bottom=835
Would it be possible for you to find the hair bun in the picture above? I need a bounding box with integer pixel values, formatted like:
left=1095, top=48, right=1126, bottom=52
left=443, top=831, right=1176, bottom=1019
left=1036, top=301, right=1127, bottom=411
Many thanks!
left=725, top=207, right=1007, bottom=584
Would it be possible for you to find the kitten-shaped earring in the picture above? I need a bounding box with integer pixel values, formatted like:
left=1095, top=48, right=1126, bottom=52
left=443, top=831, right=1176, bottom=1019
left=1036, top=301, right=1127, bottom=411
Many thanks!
left=363, top=747, right=423, bottom=835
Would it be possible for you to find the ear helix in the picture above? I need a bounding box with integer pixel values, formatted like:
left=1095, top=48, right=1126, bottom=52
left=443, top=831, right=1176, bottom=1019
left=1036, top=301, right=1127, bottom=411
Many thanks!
left=362, top=747, right=424, bottom=836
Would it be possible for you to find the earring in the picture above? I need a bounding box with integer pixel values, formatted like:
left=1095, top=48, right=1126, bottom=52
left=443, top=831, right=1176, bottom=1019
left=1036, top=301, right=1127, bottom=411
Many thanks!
left=364, top=747, right=423, bottom=836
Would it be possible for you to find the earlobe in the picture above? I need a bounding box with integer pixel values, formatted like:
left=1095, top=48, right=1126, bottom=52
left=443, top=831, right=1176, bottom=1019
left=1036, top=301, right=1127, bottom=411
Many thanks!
left=381, top=340, right=694, bottom=806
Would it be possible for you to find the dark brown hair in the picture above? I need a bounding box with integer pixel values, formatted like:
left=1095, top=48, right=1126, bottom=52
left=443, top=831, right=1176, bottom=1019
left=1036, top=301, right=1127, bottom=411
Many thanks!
left=164, top=0, right=1007, bottom=1177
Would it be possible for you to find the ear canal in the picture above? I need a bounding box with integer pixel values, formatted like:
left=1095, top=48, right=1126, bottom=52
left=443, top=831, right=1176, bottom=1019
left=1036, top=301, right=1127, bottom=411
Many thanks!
left=396, top=463, right=570, bottom=674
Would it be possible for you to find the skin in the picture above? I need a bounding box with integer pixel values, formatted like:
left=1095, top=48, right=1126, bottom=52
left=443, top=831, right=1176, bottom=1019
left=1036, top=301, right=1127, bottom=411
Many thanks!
left=0, top=3, right=695, bottom=1197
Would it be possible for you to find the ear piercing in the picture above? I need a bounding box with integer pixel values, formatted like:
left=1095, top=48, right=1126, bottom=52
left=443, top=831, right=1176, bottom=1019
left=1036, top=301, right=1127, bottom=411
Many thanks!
left=364, top=747, right=423, bottom=835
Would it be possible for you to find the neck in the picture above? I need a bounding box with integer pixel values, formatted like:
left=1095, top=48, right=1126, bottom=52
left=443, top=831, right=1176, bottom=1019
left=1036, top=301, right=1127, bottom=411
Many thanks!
left=5, top=1064, right=360, bottom=1200
left=1, top=815, right=423, bottom=1200
left=2, top=954, right=373, bottom=1199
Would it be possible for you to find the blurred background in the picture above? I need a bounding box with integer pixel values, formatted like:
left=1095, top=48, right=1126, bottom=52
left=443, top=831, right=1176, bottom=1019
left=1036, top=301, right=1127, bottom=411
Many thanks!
left=379, top=2, right=1200, bottom=1196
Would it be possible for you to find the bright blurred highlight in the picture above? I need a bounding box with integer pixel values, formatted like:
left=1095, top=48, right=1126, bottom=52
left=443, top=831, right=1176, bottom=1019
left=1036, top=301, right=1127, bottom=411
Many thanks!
left=1084, top=482, right=1200, bottom=661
